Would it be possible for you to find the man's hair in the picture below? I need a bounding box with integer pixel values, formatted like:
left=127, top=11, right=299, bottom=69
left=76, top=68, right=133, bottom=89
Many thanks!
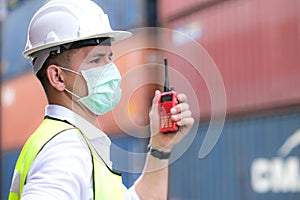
left=36, top=49, right=74, bottom=94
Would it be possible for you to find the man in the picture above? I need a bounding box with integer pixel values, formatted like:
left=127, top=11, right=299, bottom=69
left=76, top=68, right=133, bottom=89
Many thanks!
left=9, top=0, right=194, bottom=199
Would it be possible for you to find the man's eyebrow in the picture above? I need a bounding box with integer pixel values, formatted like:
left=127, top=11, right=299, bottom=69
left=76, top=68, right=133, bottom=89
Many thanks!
left=86, top=53, right=105, bottom=61
left=89, top=51, right=113, bottom=57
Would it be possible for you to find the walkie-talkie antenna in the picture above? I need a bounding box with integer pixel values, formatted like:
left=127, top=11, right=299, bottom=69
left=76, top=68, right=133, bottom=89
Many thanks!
left=164, top=57, right=169, bottom=92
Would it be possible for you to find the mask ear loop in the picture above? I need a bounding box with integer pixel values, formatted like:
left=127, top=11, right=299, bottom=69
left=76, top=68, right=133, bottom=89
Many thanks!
left=58, top=66, right=81, bottom=75
left=64, top=88, right=81, bottom=99
left=58, top=66, right=83, bottom=99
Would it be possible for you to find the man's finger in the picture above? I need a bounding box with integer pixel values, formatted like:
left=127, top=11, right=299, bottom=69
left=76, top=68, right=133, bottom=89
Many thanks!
left=171, top=110, right=192, bottom=122
left=171, top=102, right=190, bottom=114
left=177, top=93, right=187, bottom=103
left=177, top=117, right=195, bottom=129
left=152, top=90, right=161, bottom=105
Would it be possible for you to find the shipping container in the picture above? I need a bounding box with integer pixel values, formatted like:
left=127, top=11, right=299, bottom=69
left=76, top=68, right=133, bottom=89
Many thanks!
left=1, top=73, right=47, bottom=151
left=96, top=0, right=146, bottom=30
left=156, top=0, right=300, bottom=199
left=158, top=0, right=300, bottom=117
left=168, top=109, right=300, bottom=200
left=159, top=0, right=220, bottom=23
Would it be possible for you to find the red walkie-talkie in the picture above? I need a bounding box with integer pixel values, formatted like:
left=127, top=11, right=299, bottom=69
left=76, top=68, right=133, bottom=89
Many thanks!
left=159, top=58, right=179, bottom=133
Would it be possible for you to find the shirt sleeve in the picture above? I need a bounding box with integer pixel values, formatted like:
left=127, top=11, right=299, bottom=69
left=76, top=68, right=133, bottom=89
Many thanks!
left=124, top=185, right=141, bottom=200
left=21, top=129, right=93, bottom=200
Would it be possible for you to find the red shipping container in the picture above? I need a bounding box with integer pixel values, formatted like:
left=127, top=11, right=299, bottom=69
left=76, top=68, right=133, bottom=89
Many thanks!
left=158, top=0, right=300, bottom=117
left=159, top=0, right=218, bottom=23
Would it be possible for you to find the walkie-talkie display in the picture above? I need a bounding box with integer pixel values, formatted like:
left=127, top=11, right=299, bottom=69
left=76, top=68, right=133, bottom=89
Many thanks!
left=159, top=58, right=179, bottom=133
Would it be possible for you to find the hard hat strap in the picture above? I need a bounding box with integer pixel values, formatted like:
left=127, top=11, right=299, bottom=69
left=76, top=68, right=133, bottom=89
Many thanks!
left=64, top=37, right=111, bottom=50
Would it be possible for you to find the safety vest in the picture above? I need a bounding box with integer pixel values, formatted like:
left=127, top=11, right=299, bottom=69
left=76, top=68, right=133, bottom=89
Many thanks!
left=8, top=118, right=124, bottom=200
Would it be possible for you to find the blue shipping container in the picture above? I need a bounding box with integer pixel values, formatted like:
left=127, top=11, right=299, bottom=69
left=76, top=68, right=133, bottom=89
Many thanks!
left=169, top=111, right=300, bottom=200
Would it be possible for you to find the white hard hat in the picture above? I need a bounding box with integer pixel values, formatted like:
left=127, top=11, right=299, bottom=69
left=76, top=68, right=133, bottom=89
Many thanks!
left=24, top=0, right=132, bottom=74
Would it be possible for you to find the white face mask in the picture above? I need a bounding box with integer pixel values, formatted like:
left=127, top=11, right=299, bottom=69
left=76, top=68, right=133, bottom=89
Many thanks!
left=60, top=62, right=122, bottom=115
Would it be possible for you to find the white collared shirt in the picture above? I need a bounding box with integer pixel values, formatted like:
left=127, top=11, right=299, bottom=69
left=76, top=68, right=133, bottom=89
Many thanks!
left=21, top=104, right=140, bottom=200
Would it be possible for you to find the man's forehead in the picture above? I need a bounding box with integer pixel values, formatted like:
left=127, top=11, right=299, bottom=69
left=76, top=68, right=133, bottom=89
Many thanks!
left=81, top=45, right=112, bottom=57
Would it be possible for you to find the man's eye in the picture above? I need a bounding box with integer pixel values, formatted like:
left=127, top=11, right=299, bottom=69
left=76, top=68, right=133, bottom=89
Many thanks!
left=109, top=52, right=113, bottom=61
left=90, top=58, right=101, bottom=63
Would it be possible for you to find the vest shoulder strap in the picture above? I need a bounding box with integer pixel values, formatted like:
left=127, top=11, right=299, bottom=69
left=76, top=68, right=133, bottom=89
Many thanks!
left=9, top=118, right=75, bottom=199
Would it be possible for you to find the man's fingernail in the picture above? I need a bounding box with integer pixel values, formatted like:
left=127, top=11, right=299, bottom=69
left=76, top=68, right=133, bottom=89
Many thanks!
left=171, top=108, right=176, bottom=113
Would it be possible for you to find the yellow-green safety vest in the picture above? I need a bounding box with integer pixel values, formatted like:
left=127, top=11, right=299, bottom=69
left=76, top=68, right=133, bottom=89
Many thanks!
left=8, top=118, right=124, bottom=200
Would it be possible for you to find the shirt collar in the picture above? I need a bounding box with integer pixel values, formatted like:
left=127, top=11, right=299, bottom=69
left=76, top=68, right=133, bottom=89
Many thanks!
left=45, top=104, right=112, bottom=167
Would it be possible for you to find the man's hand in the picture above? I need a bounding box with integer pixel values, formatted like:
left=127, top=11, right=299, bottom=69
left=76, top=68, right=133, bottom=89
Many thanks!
left=149, top=90, right=195, bottom=152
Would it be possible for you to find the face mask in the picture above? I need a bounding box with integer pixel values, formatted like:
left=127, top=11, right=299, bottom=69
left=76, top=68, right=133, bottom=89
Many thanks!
left=61, top=62, right=122, bottom=115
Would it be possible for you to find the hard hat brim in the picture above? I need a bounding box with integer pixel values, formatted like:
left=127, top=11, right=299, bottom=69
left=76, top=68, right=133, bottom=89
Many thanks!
left=23, top=30, right=132, bottom=58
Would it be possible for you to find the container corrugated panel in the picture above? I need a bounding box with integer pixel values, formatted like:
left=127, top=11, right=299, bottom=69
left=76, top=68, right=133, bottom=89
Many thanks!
left=95, top=0, right=146, bottom=29
left=158, top=0, right=216, bottom=23
left=1, top=73, right=47, bottom=151
left=110, top=136, right=148, bottom=187
left=159, top=0, right=300, bottom=116
left=168, top=110, right=300, bottom=200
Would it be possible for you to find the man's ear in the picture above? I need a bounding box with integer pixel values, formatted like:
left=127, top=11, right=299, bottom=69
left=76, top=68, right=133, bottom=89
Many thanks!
left=46, top=65, right=65, bottom=91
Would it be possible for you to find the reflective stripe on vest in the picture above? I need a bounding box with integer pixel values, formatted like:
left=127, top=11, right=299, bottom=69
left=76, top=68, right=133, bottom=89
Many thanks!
left=8, top=118, right=124, bottom=200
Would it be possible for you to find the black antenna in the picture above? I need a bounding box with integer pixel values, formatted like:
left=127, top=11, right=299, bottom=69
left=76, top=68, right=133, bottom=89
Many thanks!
left=163, top=57, right=169, bottom=92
